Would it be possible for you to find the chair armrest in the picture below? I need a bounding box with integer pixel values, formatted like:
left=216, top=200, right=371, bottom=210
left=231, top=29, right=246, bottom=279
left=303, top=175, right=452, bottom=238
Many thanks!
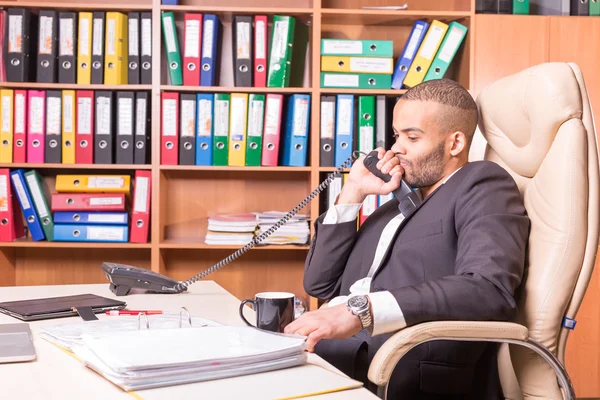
left=367, top=321, right=529, bottom=386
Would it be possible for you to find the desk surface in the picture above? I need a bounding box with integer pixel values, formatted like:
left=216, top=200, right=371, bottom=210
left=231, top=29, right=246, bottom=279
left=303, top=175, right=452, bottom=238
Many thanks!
left=0, top=282, right=378, bottom=400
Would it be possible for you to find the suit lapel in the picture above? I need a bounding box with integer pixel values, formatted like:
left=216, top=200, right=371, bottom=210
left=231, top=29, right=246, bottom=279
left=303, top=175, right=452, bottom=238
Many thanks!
left=370, top=184, right=445, bottom=281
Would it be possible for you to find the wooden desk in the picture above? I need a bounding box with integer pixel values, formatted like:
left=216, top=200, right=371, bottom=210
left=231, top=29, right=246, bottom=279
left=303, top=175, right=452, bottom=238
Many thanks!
left=0, top=282, right=378, bottom=400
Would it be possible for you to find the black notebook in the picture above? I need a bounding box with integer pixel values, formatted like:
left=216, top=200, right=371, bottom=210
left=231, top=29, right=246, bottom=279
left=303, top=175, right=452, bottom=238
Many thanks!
left=0, top=294, right=126, bottom=321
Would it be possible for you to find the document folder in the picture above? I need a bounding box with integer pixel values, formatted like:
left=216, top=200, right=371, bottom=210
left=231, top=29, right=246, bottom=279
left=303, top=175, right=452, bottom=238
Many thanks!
left=0, top=294, right=125, bottom=321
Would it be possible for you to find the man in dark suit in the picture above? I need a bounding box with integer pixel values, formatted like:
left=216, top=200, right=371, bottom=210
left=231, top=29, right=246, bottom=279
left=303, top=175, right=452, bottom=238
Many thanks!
left=284, top=79, right=530, bottom=399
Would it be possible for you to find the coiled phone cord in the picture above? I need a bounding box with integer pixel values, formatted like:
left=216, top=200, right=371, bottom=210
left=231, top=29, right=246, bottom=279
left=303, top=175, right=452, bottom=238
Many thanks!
left=173, top=151, right=365, bottom=293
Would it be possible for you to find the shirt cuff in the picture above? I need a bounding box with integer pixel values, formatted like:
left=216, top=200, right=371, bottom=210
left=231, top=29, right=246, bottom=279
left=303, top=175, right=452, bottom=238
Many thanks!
left=368, top=291, right=407, bottom=336
left=323, top=203, right=362, bottom=224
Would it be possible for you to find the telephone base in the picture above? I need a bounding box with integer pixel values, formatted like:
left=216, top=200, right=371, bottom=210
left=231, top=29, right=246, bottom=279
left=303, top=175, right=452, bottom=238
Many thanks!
left=110, top=283, right=132, bottom=297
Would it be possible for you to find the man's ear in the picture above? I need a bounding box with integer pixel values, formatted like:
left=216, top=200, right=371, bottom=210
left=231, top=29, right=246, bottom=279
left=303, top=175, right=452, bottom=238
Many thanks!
left=449, top=132, right=467, bottom=157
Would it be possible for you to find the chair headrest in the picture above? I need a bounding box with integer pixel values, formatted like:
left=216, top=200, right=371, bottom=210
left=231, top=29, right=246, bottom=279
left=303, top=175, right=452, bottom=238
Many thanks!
left=476, top=63, right=584, bottom=178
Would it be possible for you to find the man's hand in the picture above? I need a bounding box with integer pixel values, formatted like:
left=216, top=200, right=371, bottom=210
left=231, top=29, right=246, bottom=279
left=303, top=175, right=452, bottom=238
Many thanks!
left=283, top=304, right=363, bottom=352
left=337, top=148, right=404, bottom=205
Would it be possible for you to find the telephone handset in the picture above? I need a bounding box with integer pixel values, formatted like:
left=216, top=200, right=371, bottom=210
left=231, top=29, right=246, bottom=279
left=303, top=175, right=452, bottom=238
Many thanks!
left=102, top=150, right=421, bottom=296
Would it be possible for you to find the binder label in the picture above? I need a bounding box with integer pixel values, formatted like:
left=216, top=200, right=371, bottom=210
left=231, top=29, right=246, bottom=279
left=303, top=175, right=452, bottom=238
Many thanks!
left=293, top=99, right=309, bottom=137
left=25, top=175, right=49, bottom=218
left=8, top=15, right=22, bottom=52
left=39, top=16, right=54, bottom=54
left=265, top=97, right=281, bottom=136
left=324, top=74, right=358, bottom=87
left=322, top=40, right=361, bottom=55
left=88, top=214, right=127, bottom=223
left=129, top=18, right=139, bottom=56
left=79, top=18, right=90, bottom=56
left=214, top=100, right=229, bottom=137
left=202, top=20, right=214, bottom=58
left=362, top=195, right=377, bottom=216
left=0, top=176, right=8, bottom=212
left=271, top=20, right=289, bottom=62
left=78, top=97, right=92, bottom=135
left=438, top=27, right=463, bottom=63
left=256, top=20, right=266, bottom=59
left=136, top=98, right=147, bottom=136
left=198, top=99, right=212, bottom=137
left=162, top=99, right=177, bottom=137
left=87, top=226, right=124, bottom=241
left=118, top=98, right=133, bottom=136
left=236, top=22, right=250, bottom=59
left=420, top=25, right=445, bottom=60
left=320, top=101, right=334, bottom=139
left=90, top=197, right=123, bottom=206
left=59, top=18, right=74, bottom=56
left=163, top=15, right=176, bottom=53
left=64, top=95, right=74, bottom=133
left=1, top=97, right=10, bottom=133
left=93, top=18, right=103, bottom=56
left=88, top=177, right=124, bottom=189
left=15, top=94, right=25, bottom=134
left=133, top=177, right=148, bottom=213
left=30, top=97, right=44, bottom=134
left=338, top=98, right=352, bottom=135
left=248, top=100, right=264, bottom=137
left=142, top=18, right=152, bottom=56
left=349, top=58, right=392, bottom=73
left=360, top=126, right=374, bottom=151
left=11, top=175, right=30, bottom=210
left=107, top=18, right=116, bottom=55
left=181, top=99, right=195, bottom=137
left=405, top=25, right=424, bottom=59
left=47, top=98, right=61, bottom=134
left=230, top=96, right=246, bottom=140
left=185, top=20, right=200, bottom=58
left=97, top=97, right=111, bottom=135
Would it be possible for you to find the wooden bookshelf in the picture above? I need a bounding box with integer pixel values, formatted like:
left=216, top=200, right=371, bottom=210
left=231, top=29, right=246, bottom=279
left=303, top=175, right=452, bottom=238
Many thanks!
left=0, top=0, right=474, bottom=314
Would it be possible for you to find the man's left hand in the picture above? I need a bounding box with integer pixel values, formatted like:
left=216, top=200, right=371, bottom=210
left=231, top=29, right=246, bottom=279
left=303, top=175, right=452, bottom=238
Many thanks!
left=283, top=303, right=363, bottom=352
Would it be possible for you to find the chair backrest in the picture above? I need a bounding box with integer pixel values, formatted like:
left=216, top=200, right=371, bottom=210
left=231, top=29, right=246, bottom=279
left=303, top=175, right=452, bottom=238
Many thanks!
left=472, top=62, right=600, bottom=399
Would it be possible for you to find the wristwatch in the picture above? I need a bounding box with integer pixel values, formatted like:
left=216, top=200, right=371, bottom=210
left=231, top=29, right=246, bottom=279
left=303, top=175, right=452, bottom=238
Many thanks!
left=347, top=295, right=373, bottom=333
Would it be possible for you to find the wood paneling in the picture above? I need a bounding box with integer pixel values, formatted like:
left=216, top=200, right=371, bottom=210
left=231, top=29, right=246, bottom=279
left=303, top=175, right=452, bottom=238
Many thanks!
left=473, top=14, right=549, bottom=97
left=547, top=17, right=600, bottom=398
left=474, top=15, right=600, bottom=396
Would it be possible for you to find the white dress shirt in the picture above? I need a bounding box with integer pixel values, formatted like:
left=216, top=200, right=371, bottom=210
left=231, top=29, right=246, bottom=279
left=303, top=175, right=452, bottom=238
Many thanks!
left=324, top=168, right=462, bottom=336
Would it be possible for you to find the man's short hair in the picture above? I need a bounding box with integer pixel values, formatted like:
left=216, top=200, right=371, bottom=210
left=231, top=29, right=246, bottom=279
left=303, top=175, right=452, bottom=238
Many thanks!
left=402, top=79, right=478, bottom=146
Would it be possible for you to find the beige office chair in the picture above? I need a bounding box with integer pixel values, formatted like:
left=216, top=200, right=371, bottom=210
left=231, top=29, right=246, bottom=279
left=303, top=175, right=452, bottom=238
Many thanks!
left=367, top=62, right=600, bottom=400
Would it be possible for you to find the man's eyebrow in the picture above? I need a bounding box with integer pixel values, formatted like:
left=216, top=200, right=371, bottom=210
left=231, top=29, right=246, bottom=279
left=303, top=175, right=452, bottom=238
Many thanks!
left=399, top=127, right=424, bottom=134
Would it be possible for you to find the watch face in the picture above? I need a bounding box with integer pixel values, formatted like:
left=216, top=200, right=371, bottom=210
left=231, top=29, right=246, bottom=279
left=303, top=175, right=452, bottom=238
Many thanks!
left=349, top=295, right=368, bottom=309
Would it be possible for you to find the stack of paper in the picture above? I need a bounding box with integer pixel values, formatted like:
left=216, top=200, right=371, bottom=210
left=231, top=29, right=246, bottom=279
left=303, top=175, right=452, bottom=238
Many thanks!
left=255, top=211, right=310, bottom=245
left=40, top=314, right=223, bottom=351
left=205, top=214, right=257, bottom=245
left=69, top=326, right=307, bottom=390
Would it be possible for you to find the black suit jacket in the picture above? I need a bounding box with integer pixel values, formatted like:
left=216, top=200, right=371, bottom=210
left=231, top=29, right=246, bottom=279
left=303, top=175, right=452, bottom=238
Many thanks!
left=304, top=161, right=530, bottom=398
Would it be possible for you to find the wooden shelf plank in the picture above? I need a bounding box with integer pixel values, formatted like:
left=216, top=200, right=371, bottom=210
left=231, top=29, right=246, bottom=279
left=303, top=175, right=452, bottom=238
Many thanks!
left=0, top=1, right=152, bottom=10
left=321, top=9, right=471, bottom=25
left=160, top=239, right=309, bottom=251
left=160, top=165, right=311, bottom=172
left=160, top=85, right=312, bottom=93
left=0, top=240, right=152, bottom=249
left=159, top=5, right=313, bottom=14
left=0, top=163, right=152, bottom=170
left=319, top=167, right=350, bottom=173
left=320, top=88, right=406, bottom=95
left=0, top=82, right=152, bottom=90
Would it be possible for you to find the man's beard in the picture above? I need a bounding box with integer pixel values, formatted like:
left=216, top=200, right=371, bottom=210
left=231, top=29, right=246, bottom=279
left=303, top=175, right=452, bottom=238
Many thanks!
left=402, top=140, right=446, bottom=188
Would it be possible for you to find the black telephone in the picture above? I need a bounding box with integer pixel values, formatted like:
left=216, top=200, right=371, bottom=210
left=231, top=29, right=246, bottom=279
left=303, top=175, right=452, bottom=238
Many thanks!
left=102, top=150, right=422, bottom=296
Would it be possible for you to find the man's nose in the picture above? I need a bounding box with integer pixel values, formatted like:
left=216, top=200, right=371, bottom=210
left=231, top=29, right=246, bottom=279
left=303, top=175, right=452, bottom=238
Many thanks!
left=391, top=141, right=406, bottom=155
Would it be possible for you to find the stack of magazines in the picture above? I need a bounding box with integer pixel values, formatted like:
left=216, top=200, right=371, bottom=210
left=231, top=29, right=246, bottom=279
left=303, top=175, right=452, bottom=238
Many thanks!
left=40, top=317, right=307, bottom=391
left=254, top=212, right=310, bottom=245
left=205, top=214, right=258, bottom=245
